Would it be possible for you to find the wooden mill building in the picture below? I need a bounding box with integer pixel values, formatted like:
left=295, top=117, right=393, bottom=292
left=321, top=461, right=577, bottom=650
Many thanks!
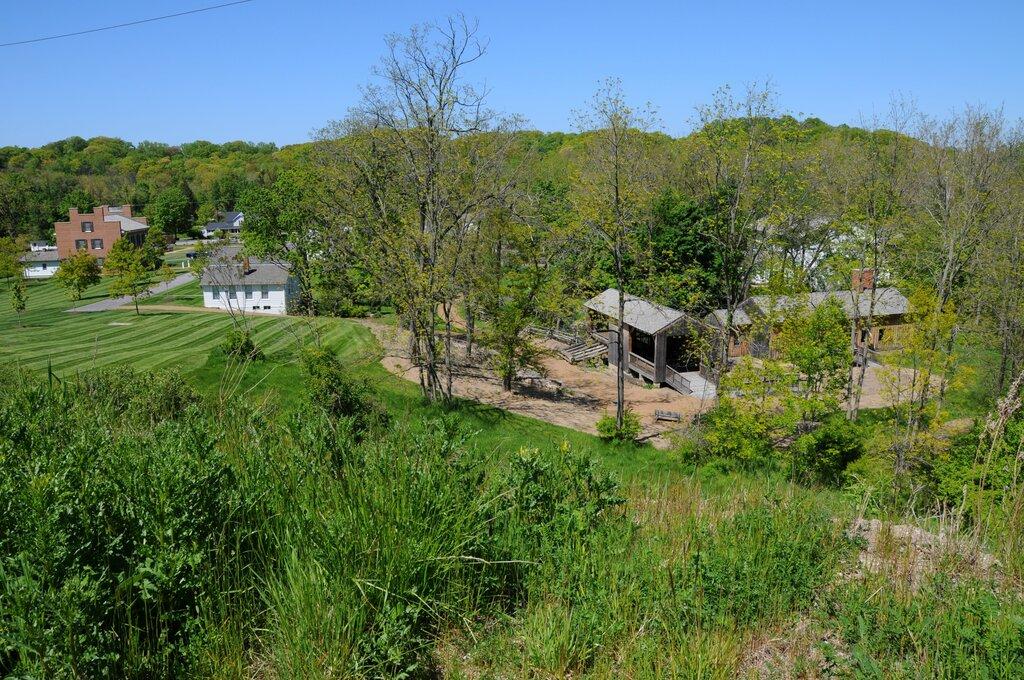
left=583, top=289, right=715, bottom=398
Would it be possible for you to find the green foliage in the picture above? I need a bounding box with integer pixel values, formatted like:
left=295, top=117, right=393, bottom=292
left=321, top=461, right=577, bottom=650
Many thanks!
left=776, top=295, right=852, bottom=418
left=57, top=188, right=95, bottom=216
left=52, top=248, right=101, bottom=300
left=105, top=239, right=154, bottom=313
left=698, top=357, right=799, bottom=469
left=220, top=326, right=263, bottom=361
left=0, top=237, right=23, bottom=280
left=634, top=188, right=724, bottom=311
left=0, top=369, right=230, bottom=676
left=9, top=276, right=26, bottom=322
left=140, top=224, right=167, bottom=270
left=699, top=399, right=776, bottom=467
left=596, top=407, right=642, bottom=442
left=834, top=576, right=1024, bottom=677
left=146, top=186, right=195, bottom=236
left=481, top=299, right=549, bottom=391
left=791, top=415, right=865, bottom=486
left=299, top=345, right=386, bottom=433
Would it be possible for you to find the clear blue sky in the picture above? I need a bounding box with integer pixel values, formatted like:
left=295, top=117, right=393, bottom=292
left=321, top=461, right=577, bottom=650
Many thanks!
left=3, top=0, right=1022, bottom=147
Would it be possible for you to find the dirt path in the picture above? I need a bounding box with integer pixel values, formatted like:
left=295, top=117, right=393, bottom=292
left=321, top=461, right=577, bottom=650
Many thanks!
left=357, top=319, right=712, bottom=447
left=359, top=317, right=941, bottom=448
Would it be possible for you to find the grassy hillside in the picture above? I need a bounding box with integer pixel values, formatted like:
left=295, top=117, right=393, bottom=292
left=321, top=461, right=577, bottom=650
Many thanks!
left=0, top=278, right=356, bottom=374
left=0, top=277, right=671, bottom=479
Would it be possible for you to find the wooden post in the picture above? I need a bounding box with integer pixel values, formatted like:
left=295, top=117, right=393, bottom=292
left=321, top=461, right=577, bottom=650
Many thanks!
left=607, top=324, right=620, bottom=367
left=654, top=332, right=667, bottom=383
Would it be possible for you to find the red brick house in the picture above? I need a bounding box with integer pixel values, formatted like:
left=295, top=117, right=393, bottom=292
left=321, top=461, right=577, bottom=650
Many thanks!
left=54, top=205, right=150, bottom=261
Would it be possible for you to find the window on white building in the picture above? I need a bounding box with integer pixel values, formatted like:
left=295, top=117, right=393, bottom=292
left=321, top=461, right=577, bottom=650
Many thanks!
left=212, top=286, right=220, bottom=300
left=260, top=285, right=269, bottom=299
left=245, top=286, right=253, bottom=300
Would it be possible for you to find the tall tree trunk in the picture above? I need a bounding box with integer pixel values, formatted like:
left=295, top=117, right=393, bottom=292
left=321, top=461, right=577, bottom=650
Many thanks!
left=614, top=235, right=626, bottom=430
left=465, top=297, right=475, bottom=359
left=443, top=300, right=454, bottom=401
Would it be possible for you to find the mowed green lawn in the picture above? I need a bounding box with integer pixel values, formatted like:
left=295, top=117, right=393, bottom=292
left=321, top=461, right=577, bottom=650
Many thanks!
left=141, top=278, right=204, bottom=306
left=0, top=278, right=365, bottom=376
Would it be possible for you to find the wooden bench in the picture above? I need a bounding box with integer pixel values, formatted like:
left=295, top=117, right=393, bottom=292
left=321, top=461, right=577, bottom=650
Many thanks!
left=654, top=409, right=682, bottom=422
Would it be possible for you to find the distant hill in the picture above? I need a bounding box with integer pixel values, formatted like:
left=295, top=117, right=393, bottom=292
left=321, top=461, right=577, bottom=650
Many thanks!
left=0, top=119, right=914, bottom=241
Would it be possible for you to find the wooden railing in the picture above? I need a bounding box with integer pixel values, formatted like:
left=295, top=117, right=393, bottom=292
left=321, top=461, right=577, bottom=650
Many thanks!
left=525, top=325, right=580, bottom=345
left=628, top=352, right=656, bottom=378
left=590, top=329, right=614, bottom=345
left=664, top=366, right=691, bottom=394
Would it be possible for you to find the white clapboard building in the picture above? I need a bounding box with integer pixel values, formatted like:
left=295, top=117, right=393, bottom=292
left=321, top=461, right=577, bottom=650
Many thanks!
left=199, top=250, right=297, bottom=315
left=20, top=250, right=61, bottom=278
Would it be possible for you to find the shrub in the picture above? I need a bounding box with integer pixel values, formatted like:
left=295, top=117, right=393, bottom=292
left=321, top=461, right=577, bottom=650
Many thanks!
left=790, top=415, right=865, bottom=486
left=0, top=371, right=240, bottom=677
left=701, top=400, right=775, bottom=468
left=596, top=408, right=642, bottom=442
left=299, top=346, right=387, bottom=433
left=221, top=327, right=263, bottom=361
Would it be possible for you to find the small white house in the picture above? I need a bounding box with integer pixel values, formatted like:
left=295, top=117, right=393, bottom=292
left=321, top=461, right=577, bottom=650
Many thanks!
left=29, top=240, right=56, bottom=252
left=200, top=258, right=297, bottom=315
left=20, top=251, right=61, bottom=278
left=200, top=211, right=244, bottom=239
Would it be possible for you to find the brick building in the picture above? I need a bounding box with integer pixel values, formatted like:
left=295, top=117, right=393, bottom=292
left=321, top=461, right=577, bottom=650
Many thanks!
left=54, top=205, right=150, bottom=261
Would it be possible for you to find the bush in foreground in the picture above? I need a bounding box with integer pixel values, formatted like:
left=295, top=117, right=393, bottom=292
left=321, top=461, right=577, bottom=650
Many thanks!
left=596, top=407, right=642, bottom=442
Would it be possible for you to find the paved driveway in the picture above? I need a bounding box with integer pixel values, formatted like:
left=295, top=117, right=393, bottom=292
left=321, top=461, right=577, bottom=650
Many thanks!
left=67, top=273, right=195, bottom=313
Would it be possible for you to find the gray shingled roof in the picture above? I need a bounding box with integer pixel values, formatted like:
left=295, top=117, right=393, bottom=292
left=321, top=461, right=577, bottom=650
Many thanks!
left=584, top=288, right=686, bottom=335
left=706, top=307, right=752, bottom=328
left=204, top=220, right=241, bottom=231
left=200, top=261, right=291, bottom=286
left=20, top=251, right=60, bottom=263
left=745, top=287, right=909, bottom=320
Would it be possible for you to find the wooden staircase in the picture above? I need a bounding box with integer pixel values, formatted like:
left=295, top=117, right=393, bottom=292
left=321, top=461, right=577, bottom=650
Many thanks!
left=561, top=340, right=608, bottom=363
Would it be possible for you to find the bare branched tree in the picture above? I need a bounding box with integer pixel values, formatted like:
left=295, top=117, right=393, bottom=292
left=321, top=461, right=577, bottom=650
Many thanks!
left=572, top=78, right=659, bottom=429
left=316, top=15, right=523, bottom=402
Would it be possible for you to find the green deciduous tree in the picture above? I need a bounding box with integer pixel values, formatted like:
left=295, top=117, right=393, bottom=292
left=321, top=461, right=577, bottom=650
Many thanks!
left=104, top=239, right=153, bottom=315
left=685, top=83, right=796, bottom=383
left=0, top=236, right=24, bottom=281
left=52, top=249, right=102, bottom=300
left=572, top=78, right=659, bottom=431
left=319, top=15, right=522, bottom=402
left=146, top=186, right=196, bottom=237
left=776, top=296, right=852, bottom=420
left=58, top=188, right=96, bottom=216
left=10, top=275, right=26, bottom=324
left=140, top=224, right=167, bottom=270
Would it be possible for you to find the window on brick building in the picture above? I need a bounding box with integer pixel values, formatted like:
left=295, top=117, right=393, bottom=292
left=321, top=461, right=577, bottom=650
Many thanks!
left=91, top=239, right=103, bottom=250
left=81, top=222, right=94, bottom=233
left=74, top=239, right=87, bottom=250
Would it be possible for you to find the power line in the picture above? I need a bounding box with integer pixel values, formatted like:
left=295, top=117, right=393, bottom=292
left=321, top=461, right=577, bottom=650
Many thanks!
left=0, top=0, right=256, bottom=48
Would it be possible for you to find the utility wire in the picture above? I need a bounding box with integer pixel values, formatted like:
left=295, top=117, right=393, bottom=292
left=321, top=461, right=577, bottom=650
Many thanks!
left=0, top=0, right=255, bottom=47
